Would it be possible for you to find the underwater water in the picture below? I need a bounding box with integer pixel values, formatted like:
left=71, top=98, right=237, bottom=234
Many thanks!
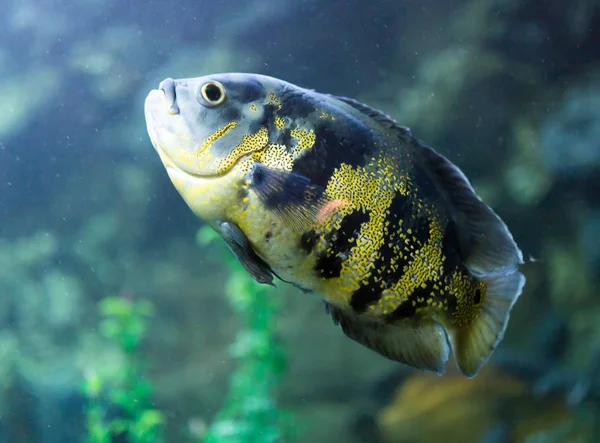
left=1, top=0, right=600, bottom=442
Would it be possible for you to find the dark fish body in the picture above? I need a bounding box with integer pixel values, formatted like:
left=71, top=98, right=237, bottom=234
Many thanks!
left=144, top=73, right=526, bottom=378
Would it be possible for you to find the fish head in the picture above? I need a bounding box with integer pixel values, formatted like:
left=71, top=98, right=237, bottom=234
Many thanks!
left=144, top=73, right=292, bottom=223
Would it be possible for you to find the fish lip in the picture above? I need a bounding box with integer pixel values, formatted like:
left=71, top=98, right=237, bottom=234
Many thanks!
left=158, top=78, right=180, bottom=115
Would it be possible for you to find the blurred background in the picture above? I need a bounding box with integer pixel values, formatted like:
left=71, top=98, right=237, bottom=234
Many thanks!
left=1, top=0, right=599, bottom=441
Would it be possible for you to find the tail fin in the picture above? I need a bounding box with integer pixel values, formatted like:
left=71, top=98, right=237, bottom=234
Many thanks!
left=448, top=270, right=526, bottom=378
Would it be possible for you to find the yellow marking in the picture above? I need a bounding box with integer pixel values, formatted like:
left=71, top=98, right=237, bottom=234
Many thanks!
left=319, top=111, right=335, bottom=120
left=266, top=92, right=282, bottom=110
left=295, top=148, right=472, bottom=317
left=274, top=116, right=285, bottom=130
left=259, top=144, right=294, bottom=171
left=235, top=125, right=316, bottom=178
left=319, top=157, right=409, bottom=299
left=249, top=104, right=257, bottom=111
left=290, top=128, right=316, bottom=154
left=446, top=275, right=486, bottom=326
left=374, top=214, right=444, bottom=315
left=196, top=121, right=237, bottom=157
left=217, top=127, right=269, bottom=173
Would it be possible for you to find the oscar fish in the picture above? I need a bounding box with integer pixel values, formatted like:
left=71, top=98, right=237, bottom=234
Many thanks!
left=144, top=73, right=526, bottom=378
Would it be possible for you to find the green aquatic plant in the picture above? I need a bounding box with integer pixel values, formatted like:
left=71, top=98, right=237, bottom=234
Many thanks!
left=196, top=226, right=295, bottom=443
left=82, top=296, right=164, bottom=443
left=82, top=225, right=293, bottom=443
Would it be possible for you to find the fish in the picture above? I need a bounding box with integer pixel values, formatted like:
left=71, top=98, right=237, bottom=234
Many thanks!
left=144, top=73, right=526, bottom=378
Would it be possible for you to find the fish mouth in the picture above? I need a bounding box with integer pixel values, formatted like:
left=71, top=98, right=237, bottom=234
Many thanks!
left=158, top=78, right=180, bottom=115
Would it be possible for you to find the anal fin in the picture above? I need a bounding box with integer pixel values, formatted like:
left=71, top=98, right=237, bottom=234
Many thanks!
left=325, top=303, right=450, bottom=375
left=448, top=270, right=526, bottom=378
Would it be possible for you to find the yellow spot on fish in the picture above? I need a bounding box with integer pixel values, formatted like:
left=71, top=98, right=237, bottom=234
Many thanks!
left=266, top=92, right=282, bottom=110
left=196, top=121, right=237, bottom=157
left=447, top=276, right=486, bottom=326
left=290, top=128, right=316, bottom=155
left=375, top=215, right=444, bottom=315
left=217, top=127, right=269, bottom=173
left=319, top=111, right=335, bottom=120
left=320, top=159, right=400, bottom=295
left=259, top=144, right=294, bottom=171
left=274, top=116, right=285, bottom=130
left=249, top=104, right=257, bottom=111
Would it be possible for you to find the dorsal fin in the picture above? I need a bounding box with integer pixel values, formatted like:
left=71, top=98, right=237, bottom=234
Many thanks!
left=414, top=141, right=524, bottom=276
left=330, top=95, right=412, bottom=136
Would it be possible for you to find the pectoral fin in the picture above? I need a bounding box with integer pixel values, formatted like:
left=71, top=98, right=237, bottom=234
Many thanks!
left=248, top=162, right=347, bottom=232
left=325, top=303, right=450, bottom=375
left=219, top=221, right=275, bottom=286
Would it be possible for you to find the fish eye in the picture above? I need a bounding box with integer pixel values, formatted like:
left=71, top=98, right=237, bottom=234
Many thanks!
left=198, top=81, right=226, bottom=107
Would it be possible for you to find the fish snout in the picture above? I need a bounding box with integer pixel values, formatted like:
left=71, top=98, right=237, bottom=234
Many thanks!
left=158, top=78, right=180, bottom=115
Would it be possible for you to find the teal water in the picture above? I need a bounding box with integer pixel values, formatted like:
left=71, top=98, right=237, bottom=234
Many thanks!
left=1, top=0, right=599, bottom=442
